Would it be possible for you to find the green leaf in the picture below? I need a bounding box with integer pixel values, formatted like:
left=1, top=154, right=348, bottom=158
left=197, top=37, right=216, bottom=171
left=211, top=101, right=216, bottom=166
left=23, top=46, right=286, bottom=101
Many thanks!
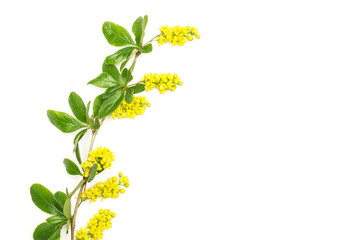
left=140, top=44, right=152, bottom=53
left=54, top=191, right=67, bottom=209
left=102, top=61, right=121, bottom=82
left=105, top=47, right=136, bottom=64
left=88, top=72, right=120, bottom=88
left=63, top=158, right=82, bottom=176
left=132, top=15, right=148, bottom=46
left=132, top=16, right=144, bottom=46
left=33, top=222, right=61, bottom=240
left=103, top=85, right=124, bottom=99
left=73, top=129, right=88, bottom=149
left=125, top=89, right=134, bottom=104
left=75, top=145, right=82, bottom=165
left=68, top=92, right=87, bottom=123
left=46, top=215, right=68, bottom=225
left=63, top=198, right=71, bottom=218
left=121, top=68, right=133, bottom=85
left=129, top=82, right=145, bottom=94
left=47, top=110, right=87, bottom=133
left=88, top=163, right=98, bottom=182
left=93, top=94, right=104, bottom=118
left=92, top=117, right=101, bottom=130
left=98, top=90, right=125, bottom=119
left=30, top=184, right=63, bottom=215
left=142, top=15, right=148, bottom=43
left=102, top=21, right=135, bottom=47
left=86, top=101, right=91, bottom=125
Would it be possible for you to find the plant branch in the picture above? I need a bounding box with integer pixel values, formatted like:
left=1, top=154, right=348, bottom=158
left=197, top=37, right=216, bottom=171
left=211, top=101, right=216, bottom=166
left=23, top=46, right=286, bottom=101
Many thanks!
left=70, top=118, right=105, bottom=240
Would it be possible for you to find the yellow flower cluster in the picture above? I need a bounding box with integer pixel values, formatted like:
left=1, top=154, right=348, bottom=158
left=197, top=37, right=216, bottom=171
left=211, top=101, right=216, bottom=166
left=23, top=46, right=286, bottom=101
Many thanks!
left=157, top=25, right=200, bottom=46
left=111, top=97, right=151, bottom=120
left=75, top=209, right=115, bottom=240
left=81, top=172, right=130, bottom=203
left=81, top=147, right=115, bottom=178
left=142, top=73, right=182, bottom=94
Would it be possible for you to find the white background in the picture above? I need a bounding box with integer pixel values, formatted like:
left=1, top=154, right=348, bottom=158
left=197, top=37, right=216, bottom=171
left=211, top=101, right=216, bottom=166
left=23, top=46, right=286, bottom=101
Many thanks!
left=1, top=0, right=360, bottom=239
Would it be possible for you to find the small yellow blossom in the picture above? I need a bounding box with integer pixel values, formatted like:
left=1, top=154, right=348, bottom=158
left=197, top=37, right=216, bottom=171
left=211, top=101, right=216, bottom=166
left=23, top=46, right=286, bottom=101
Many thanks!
left=142, top=73, right=182, bottom=94
left=81, top=147, right=115, bottom=178
left=157, top=25, right=200, bottom=46
left=81, top=172, right=130, bottom=203
left=75, top=209, right=115, bottom=240
left=111, top=97, right=151, bottom=120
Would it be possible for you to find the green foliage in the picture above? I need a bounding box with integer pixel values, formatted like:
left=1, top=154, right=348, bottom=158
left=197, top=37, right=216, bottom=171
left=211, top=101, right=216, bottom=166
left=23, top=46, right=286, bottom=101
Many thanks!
left=105, top=47, right=136, bottom=64
left=140, top=44, right=152, bottom=53
left=102, top=61, right=121, bottom=81
left=88, top=72, right=120, bottom=88
left=102, top=21, right=136, bottom=47
left=33, top=222, right=62, bottom=240
left=46, top=215, right=68, bottom=225
left=93, top=94, right=104, bottom=117
left=125, top=89, right=134, bottom=104
left=54, top=191, right=67, bottom=209
left=63, top=158, right=82, bottom=176
left=47, top=110, right=87, bottom=133
left=129, top=82, right=145, bottom=94
left=30, top=184, right=63, bottom=216
left=73, top=129, right=88, bottom=164
left=63, top=198, right=71, bottom=218
left=68, top=92, right=87, bottom=123
left=88, top=164, right=98, bottom=182
left=98, top=90, right=125, bottom=118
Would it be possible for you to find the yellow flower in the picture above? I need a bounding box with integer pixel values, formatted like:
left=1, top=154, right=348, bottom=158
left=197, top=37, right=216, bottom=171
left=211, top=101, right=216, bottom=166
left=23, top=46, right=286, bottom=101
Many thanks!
left=81, top=173, right=130, bottom=203
left=142, top=73, right=182, bottom=94
left=157, top=25, right=200, bottom=46
left=81, top=147, right=115, bottom=178
left=76, top=209, right=116, bottom=240
left=111, top=96, right=151, bottom=120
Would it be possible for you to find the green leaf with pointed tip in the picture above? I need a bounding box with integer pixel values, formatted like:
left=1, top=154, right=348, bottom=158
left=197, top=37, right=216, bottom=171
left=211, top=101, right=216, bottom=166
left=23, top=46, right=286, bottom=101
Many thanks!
left=98, top=90, right=125, bottom=119
left=88, top=164, right=98, bottom=182
left=121, top=68, right=133, bottom=85
left=54, top=191, right=67, bottom=209
left=140, top=44, right=152, bottom=53
left=86, top=101, right=91, bottom=125
left=33, top=222, right=62, bottom=240
left=105, top=47, right=136, bottom=64
left=47, top=110, right=87, bottom=133
left=30, top=184, right=63, bottom=215
left=63, top=158, right=82, bottom=176
left=46, top=216, right=68, bottom=225
left=142, top=15, right=148, bottom=44
left=104, top=85, right=124, bottom=99
left=129, top=82, right=145, bottom=94
left=63, top=198, right=71, bottom=218
left=68, top=92, right=87, bottom=123
left=132, top=16, right=144, bottom=46
left=102, top=61, right=121, bottom=81
left=93, top=94, right=104, bottom=118
left=88, top=72, right=119, bottom=88
left=73, top=129, right=88, bottom=150
left=125, top=89, right=134, bottom=104
left=103, top=21, right=135, bottom=47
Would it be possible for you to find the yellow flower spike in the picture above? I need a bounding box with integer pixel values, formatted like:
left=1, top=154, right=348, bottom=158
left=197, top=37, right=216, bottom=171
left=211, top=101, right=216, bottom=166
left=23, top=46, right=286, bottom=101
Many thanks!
left=111, top=96, right=150, bottom=120
left=82, top=173, right=130, bottom=202
left=81, top=147, right=115, bottom=177
left=157, top=25, right=200, bottom=46
left=142, top=73, right=182, bottom=94
left=76, top=209, right=115, bottom=240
